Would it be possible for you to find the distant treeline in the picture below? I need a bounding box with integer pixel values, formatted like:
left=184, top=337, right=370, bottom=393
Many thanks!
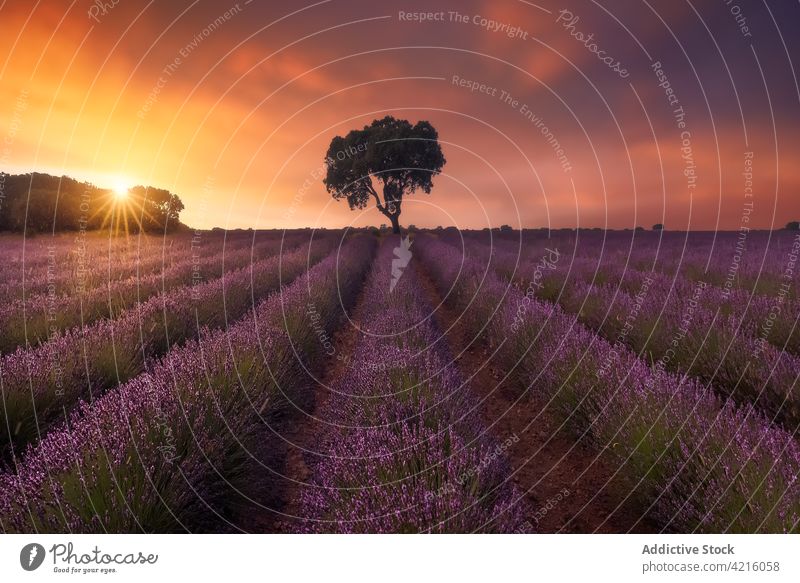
left=0, top=172, right=185, bottom=233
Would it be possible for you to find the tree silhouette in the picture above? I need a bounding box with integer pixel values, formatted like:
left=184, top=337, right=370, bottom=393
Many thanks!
left=323, top=116, right=446, bottom=234
left=129, top=185, right=185, bottom=231
left=0, top=172, right=185, bottom=233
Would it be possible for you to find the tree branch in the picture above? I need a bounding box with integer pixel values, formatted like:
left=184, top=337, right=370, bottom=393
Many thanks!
left=366, top=180, right=390, bottom=217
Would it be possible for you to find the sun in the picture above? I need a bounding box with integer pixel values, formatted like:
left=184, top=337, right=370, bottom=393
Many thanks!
left=111, top=176, right=131, bottom=199
left=97, top=175, right=145, bottom=235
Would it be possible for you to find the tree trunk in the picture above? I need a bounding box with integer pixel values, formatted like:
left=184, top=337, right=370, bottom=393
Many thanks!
left=389, top=213, right=401, bottom=234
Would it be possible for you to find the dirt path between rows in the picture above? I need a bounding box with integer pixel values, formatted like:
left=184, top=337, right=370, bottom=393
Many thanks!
left=265, top=273, right=370, bottom=533
left=413, top=259, right=657, bottom=533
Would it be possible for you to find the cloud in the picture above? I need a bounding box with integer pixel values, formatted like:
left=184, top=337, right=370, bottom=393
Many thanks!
left=0, top=0, right=797, bottom=229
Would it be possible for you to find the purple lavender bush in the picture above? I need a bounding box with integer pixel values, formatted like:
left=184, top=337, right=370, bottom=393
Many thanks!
left=416, top=234, right=800, bottom=533
left=0, top=235, right=336, bottom=459
left=298, top=236, right=528, bottom=533
left=0, top=234, right=375, bottom=532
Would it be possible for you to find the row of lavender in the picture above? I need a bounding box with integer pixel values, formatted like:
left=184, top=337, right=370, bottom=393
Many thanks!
left=462, top=229, right=800, bottom=299
left=473, top=237, right=800, bottom=430
left=0, top=235, right=375, bottom=532
left=0, top=234, right=302, bottom=353
left=297, top=237, right=527, bottom=533
left=488, top=233, right=800, bottom=358
left=563, top=261, right=800, bottom=357
left=553, top=266, right=799, bottom=427
left=0, top=232, right=174, bottom=273
left=0, top=233, right=336, bottom=461
left=0, top=231, right=233, bottom=299
left=419, top=234, right=800, bottom=532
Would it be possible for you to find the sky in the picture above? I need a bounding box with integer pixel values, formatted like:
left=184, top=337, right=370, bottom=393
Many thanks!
left=1, top=0, right=798, bottom=231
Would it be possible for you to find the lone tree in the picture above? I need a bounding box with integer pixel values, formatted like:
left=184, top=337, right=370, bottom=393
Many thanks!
left=323, top=116, right=446, bottom=234
left=786, top=220, right=799, bottom=231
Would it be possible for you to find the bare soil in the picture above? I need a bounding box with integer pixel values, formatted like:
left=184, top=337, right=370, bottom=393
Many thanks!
left=268, top=282, right=369, bottom=533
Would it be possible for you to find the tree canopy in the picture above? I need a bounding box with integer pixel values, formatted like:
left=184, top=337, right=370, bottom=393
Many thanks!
left=323, top=116, right=446, bottom=233
left=0, top=172, right=185, bottom=233
left=127, top=185, right=185, bottom=231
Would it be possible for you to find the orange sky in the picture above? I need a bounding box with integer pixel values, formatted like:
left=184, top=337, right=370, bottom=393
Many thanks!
left=1, top=0, right=798, bottom=230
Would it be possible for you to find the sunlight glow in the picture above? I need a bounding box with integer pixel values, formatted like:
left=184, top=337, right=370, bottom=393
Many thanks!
left=111, top=177, right=131, bottom=199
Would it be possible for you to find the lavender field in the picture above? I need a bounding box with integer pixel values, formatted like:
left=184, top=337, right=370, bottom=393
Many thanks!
left=0, top=228, right=798, bottom=533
